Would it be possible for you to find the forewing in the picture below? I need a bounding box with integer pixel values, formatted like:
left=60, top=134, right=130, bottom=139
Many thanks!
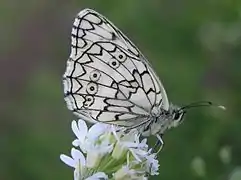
left=63, top=9, right=169, bottom=126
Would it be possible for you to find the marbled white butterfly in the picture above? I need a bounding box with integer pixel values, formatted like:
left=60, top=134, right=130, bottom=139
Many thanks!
left=63, top=9, right=225, bottom=147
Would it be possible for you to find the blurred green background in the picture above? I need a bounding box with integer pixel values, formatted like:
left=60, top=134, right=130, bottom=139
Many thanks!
left=1, top=0, right=240, bottom=180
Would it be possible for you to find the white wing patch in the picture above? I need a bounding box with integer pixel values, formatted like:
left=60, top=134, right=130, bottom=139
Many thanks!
left=63, top=8, right=169, bottom=126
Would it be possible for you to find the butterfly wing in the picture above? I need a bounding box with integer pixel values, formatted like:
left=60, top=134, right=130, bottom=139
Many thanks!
left=63, top=9, right=169, bottom=127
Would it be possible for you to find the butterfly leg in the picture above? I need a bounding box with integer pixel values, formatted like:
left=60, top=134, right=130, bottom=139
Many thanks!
left=152, top=134, right=164, bottom=154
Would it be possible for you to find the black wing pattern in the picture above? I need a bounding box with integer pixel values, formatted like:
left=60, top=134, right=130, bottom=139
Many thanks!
left=63, top=9, right=169, bottom=127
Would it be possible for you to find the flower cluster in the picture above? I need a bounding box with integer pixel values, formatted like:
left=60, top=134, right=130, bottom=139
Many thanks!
left=60, top=119, right=159, bottom=180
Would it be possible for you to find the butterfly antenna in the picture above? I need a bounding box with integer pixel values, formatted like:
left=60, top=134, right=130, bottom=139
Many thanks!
left=180, top=101, right=226, bottom=111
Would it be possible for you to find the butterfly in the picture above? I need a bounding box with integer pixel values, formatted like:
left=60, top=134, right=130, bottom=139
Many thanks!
left=63, top=8, right=225, bottom=148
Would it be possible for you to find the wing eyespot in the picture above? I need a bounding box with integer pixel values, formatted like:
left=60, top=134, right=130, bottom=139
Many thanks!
left=83, top=95, right=94, bottom=107
left=90, top=70, right=101, bottom=81
left=86, top=82, right=98, bottom=95
left=115, top=51, right=126, bottom=62
left=109, top=59, right=120, bottom=69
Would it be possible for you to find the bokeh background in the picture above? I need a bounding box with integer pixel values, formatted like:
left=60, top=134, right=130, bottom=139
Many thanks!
left=1, top=0, right=240, bottom=180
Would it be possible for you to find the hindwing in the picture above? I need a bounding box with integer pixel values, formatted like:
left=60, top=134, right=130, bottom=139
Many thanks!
left=63, top=9, right=169, bottom=126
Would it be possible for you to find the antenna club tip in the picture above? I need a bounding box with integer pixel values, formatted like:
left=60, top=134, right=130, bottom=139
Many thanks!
left=218, top=105, right=226, bottom=110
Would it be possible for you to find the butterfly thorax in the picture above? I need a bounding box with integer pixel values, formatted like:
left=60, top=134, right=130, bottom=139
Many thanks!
left=141, top=104, right=184, bottom=137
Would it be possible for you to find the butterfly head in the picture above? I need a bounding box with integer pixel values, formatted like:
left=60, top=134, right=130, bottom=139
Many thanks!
left=166, top=104, right=186, bottom=129
left=169, top=101, right=226, bottom=129
left=141, top=101, right=225, bottom=137
left=170, top=106, right=186, bottom=128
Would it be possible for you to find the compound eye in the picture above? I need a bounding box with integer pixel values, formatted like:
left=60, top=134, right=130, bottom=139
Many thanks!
left=109, top=59, right=120, bottom=69
left=86, top=82, right=98, bottom=95
left=173, top=112, right=180, bottom=120
left=90, top=70, right=101, bottom=82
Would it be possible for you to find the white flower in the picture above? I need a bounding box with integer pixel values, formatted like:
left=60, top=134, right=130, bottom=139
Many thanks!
left=60, top=119, right=160, bottom=179
left=85, top=143, right=113, bottom=168
left=114, top=165, right=147, bottom=180
left=60, top=148, right=85, bottom=169
left=72, top=120, right=114, bottom=168
left=60, top=148, right=86, bottom=179
left=144, top=152, right=159, bottom=175
left=112, top=128, right=149, bottom=162
left=60, top=148, right=108, bottom=180
left=72, top=120, right=113, bottom=152
left=115, top=130, right=159, bottom=176
left=71, top=120, right=88, bottom=152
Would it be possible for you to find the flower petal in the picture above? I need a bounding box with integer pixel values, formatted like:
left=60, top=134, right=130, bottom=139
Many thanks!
left=71, top=120, right=81, bottom=138
left=72, top=139, right=80, bottom=147
left=129, top=149, right=142, bottom=162
left=60, top=154, right=76, bottom=168
left=71, top=148, right=86, bottom=166
left=88, top=123, right=111, bottom=140
left=71, top=120, right=88, bottom=142
left=78, top=119, right=88, bottom=137
left=145, top=154, right=159, bottom=175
